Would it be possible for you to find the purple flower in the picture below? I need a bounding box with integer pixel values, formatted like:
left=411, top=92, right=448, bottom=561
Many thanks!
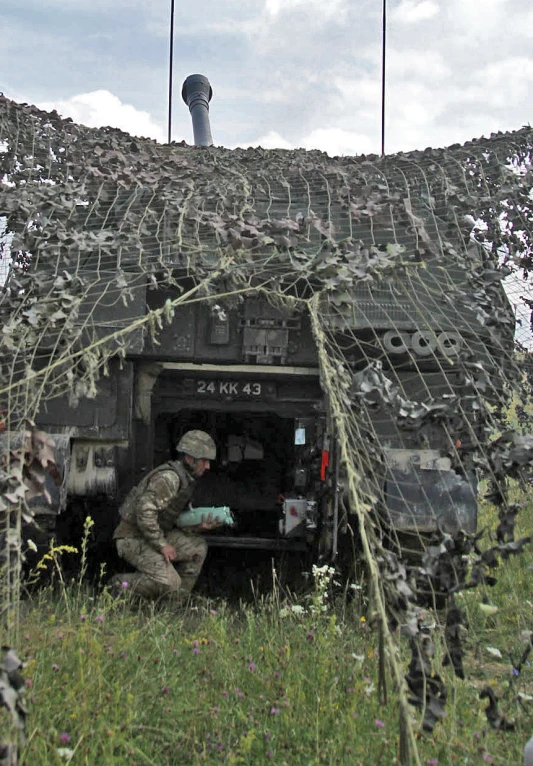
left=80, top=615, right=87, bottom=621
left=120, top=652, right=126, bottom=660
left=210, top=609, right=217, bottom=616
left=266, top=751, right=273, bottom=759
left=95, top=615, right=105, bottom=623
left=306, top=632, right=315, bottom=641
left=163, top=686, right=170, bottom=694
left=270, top=707, right=280, bottom=715
left=482, top=755, right=493, bottom=764
left=212, top=706, right=221, bottom=713
left=427, top=760, right=438, bottom=766
left=193, top=647, right=200, bottom=655
left=512, top=668, right=520, bottom=676
left=193, top=640, right=199, bottom=648
left=221, top=690, right=228, bottom=697
left=274, top=671, right=281, bottom=679
left=249, top=663, right=256, bottom=672
left=121, top=581, right=129, bottom=589
left=59, top=733, right=71, bottom=743
left=52, top=663, right=59, bottom=671
left=25, top=678, right=32, bottom=688
left=375, top=719, right=385, bottom=728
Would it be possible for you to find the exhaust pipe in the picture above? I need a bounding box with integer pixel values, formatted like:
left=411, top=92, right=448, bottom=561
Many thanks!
left=181, top=74, right=214, bottom=147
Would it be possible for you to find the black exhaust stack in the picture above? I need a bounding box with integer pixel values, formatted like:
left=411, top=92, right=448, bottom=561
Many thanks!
left=182, top=74, right=214, bottom=147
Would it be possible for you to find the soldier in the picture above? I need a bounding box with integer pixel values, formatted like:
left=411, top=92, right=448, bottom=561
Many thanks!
left=111, top=430, right=219, bottom=600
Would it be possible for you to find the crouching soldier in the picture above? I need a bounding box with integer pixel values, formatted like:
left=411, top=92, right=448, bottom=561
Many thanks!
left=111, top=430, right=219, bottom=600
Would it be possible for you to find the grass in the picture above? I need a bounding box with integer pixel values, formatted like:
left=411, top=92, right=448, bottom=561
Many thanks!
left=3, top=483, right=533, bottom=765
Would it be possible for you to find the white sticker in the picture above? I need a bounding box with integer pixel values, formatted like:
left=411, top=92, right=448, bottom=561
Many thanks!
left=295, top=427, right=306, bottom=445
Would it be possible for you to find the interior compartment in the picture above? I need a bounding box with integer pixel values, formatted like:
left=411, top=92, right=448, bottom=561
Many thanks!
left=153, top=409, right=320, bottom=538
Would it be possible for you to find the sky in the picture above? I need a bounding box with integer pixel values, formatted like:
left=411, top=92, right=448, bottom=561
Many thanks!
left=1, top=0, right=532, bottom=157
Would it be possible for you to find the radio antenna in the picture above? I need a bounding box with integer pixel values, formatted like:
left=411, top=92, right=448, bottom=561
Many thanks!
left=381, top=0, right=387, bottom=156
left=168, top=0, right=175, bottom=143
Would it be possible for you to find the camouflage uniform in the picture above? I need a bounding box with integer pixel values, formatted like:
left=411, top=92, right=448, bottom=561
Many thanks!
left=113, top=460, right=207, bottom=599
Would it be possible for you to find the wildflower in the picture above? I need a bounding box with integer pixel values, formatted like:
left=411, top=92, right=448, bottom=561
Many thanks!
left=266, top=751, right=273, bottom=759
left=121, top=581, right=129, bottom=589
left=193, top=647, right=200, bottom=655
left=163, top=686, right=170, bottom=694
left=270, top=707, right=280, bottom=715
left=274, top=671, right=281, bottom=679
left=360, top=616, right=366, bottom=623
left=25, top=679, right=32, bottom=688
left=212, top=706, right=221, bottom=713
left=80, top=615, right=87, bottom=621
left=95, top=615, right=105, bottom=623
left=513, top=668, right=520, bottom=676
left=249, top=663, right=256, bottom=672
left=120, top=652, right=126, bottom=660
left=375, top=719, right=385, bottom=728
left=59, top=733, right=71, bottom=743
left=210, top=609, right=217, bottom=616
left=427, top=760, right=438, bottom=766
left=306, top=632, right=314, bottom=641
left=57, top=749, right=74, bottom=760
left=52, top=664, right=59, bottom=671
left=193, top=640, right=199, bottom=648
left=482, top=755, right=493, bottom=764
left=221, top=691, right=228, bottom=697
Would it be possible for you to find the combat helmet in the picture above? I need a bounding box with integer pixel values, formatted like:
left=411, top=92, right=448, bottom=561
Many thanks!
left=177, top=430, right=216, bottom=460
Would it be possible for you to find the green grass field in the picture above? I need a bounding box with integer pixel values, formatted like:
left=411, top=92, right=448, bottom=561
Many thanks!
left=4, top=496, right=533, bottom=766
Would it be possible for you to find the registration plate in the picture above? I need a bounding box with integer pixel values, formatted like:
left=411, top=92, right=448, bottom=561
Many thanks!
left=195, top=379, right=269, bottom=398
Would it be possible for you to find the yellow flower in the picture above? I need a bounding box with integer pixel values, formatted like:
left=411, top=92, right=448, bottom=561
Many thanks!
left=360, top=616, right=366, bottom=623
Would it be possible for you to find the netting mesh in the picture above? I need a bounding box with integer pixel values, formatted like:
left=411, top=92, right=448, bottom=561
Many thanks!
left=2, top=94, right=533, bottom=761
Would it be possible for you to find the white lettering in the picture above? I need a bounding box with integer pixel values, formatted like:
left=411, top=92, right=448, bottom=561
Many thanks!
left=219, top=381, right=229, bottom=394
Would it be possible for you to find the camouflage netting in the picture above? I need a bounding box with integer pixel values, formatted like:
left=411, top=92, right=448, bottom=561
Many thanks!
left=2, top=94, right=533, bottom=762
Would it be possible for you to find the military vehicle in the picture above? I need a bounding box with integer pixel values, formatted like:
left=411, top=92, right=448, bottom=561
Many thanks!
left=1, top=75, right=514, bottom=577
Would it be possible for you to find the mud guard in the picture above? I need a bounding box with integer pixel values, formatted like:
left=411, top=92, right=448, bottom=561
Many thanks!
left=383, top=466, right=477, bottom=536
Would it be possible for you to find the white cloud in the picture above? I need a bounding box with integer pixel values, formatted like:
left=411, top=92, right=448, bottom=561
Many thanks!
left=265, top=0, right=347, bottom=19
left=237, top=131, right=294, bottom=150
left=392, top=1, right=440, bottom=23
left=37, top=91, right=165, bottom=142
left=301, top=128, right=375, bottom=156
left=240, top=126, right=376, bottom=156
left=387, top=49, right=451, bottom=82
